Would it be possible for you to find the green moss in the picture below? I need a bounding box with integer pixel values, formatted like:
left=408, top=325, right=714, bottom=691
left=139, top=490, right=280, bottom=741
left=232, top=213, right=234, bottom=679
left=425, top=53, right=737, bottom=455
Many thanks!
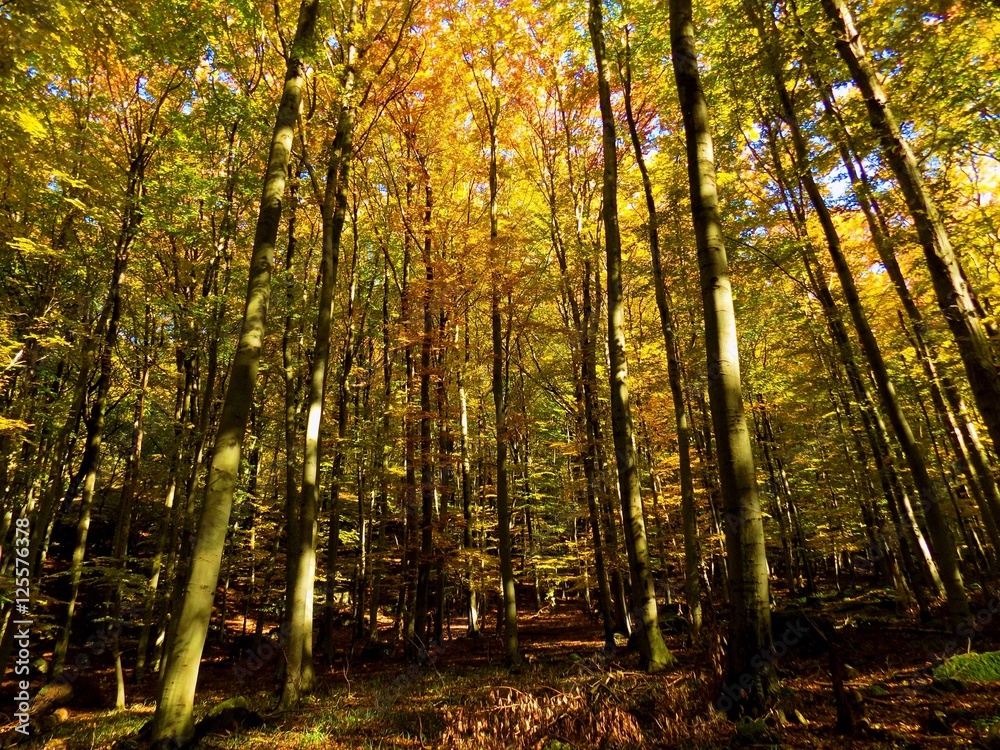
left=734, top=717, right=777, bottom=744
left=972, top=714, right=1000, bottom=731
left=933, top=651, right=1000, bottom=683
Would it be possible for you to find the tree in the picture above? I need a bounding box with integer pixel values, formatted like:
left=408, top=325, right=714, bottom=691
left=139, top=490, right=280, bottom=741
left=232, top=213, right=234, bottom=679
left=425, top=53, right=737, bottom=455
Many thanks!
left=152, top=1, right=320, bottom=742
left=589, top=0, right=672, bottom=673
left=819, top=0, right=1000, bottom=460
left=282, top=0, right=360, bottom=708
left=669, top=0, right=773, bottom=711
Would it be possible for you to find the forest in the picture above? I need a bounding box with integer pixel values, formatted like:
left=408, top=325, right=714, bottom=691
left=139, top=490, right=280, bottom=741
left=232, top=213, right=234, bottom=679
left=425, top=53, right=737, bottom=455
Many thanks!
left=1, top=0, right=999, bottom=746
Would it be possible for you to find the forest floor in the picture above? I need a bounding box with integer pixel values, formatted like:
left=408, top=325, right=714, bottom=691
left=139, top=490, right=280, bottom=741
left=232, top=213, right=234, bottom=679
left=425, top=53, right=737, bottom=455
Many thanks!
left=4, top=585, right=1000, bottom=749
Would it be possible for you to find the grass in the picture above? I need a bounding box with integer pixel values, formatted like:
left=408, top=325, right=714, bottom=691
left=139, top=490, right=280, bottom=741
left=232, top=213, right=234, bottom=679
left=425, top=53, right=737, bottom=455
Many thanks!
left=48, top=707, right=150, bottom=749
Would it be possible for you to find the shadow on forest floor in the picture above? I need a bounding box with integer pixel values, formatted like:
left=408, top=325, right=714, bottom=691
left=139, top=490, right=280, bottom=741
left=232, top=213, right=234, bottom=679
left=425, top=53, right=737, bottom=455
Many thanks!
left=6, top=585, right=1000, bottom=749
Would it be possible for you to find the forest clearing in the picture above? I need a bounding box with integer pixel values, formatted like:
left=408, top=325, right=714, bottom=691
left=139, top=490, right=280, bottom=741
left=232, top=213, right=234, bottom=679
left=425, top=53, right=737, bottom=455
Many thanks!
left=2, top=0, right=1000, bottom=747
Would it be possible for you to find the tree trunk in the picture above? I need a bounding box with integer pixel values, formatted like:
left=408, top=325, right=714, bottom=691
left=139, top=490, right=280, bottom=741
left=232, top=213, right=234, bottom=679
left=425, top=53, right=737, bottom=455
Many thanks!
left=768, top=120, right=939, bottom=614
left=589, top=0, right=672, bottom=673
left=459, top=325, right=480, bottom=636
left=414, top=175, right=435, bottom=649
left=52, top=138, right=143, bottom=676
left=621, top=35, right=700, bottom=641
left=281, top=166, right=303, bottom=637
left=820, top=0, right=1000, bottom=458
left=754, top=30, right=969, bottom=618
left=488, top=114, right=521, bottom=666
left=283, top=26, right=358, bottom=703
left=152, top=2, right=319, bottom=742
left=670, top=0, right=771, bottom=708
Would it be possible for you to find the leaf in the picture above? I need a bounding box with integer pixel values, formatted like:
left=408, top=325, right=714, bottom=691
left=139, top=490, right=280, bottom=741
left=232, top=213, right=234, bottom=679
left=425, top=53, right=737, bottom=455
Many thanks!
left=0, top=416, right=30, bottom=435
left=8, top=236, right=56, bottom=258
left=17, top=110, right=47, bottom=141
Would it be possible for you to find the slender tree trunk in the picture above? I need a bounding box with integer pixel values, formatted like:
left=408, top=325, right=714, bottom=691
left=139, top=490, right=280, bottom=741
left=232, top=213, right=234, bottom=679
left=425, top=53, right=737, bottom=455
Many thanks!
left=52, top=139, right=144, bottom=675
left=770, top=123, right=939, bottom=613
left=401, top=188, right=419, bottom=656
left=323, top=237, right=360, bottom=655
left=589, top=0, right=672, bottom=673
left=51, top=255, right=126, bottom=678
left=580, top=271, right=616, bottom=648
left=136, top=347, right=190, bottom=681
left=369, top=247, right=395, bottom=644
left=488, top=116, right=521, bottom=666
left=413, top=176, right=435, bottom=649
left=281, top=167, right=303, bottom=634
left=756, top=36, right=969, bottom=617
left=109, top=328, right=153, bottom=708
left=621, top=36, right=700, bottom=640
left=459, top=325, right=480, bottom=636
left=820, top=0, right=1000, bottom=458
left=283, top=27, right=358, bottom=703
left=670, top=0, right=771, bottom=707
left=434, top=312, right=454, bottom=645
left=152, top=3, right=319, bottom=741
left=752, top=398, right=797, bottom=594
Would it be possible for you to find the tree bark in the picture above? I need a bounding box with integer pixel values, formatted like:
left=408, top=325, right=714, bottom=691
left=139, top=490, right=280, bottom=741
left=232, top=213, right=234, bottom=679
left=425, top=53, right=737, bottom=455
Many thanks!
left=820, top=0, right=1000, bottom=458
left=282, top=25, right=358, bottom=703
left=752, top=22, right=969, bottom=618
left=620, top=34, right=700, bottom=641
left=152, top=2, right=319, bottom=741
left=590, top=0, right=672, bottom=673
left=670, top=0, right=771, bottom=707
left=488, top=113, right=521, bottom=666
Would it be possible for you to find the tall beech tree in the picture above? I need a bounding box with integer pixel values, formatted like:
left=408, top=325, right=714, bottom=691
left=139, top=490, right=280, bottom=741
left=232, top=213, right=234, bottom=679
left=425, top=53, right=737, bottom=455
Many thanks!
left=744, top=0, right=969, bottom=621
left=670, top=0, right=773, bottom=710
left=589, top=0, right=672, bottom=673
left=282, top=0, right=360, bottom=708
left=819, top=0, right=1000, bottom=459
left=152, top=1, right=320, bottom=742
left=620, top=29, right=701, bottom=641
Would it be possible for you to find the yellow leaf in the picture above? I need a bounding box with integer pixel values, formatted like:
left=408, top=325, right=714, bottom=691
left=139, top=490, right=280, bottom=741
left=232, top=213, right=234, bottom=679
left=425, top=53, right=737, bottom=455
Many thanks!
left=17, top=110, right=46, bottom=141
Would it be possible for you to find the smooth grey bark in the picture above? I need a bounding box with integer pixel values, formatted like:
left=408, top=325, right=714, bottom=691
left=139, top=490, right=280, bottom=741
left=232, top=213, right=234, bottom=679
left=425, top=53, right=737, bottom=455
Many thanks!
left=589, top=0, right=671, bottom=672
left=670, top=0, right=771, bottom=707
left=367, top=247, right=394, bottom=644
left=433, top=318, right=453, bottom=645
left=151, top=2, right=319, bottom=742
left=820, top=0, right=1000, bottom=459
left=581, top=270, right=616, bottom=649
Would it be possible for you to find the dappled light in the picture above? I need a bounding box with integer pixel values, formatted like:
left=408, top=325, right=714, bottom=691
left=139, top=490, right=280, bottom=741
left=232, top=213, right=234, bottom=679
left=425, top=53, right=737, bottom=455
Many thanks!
left=1, top=0, right=999, bottom=747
